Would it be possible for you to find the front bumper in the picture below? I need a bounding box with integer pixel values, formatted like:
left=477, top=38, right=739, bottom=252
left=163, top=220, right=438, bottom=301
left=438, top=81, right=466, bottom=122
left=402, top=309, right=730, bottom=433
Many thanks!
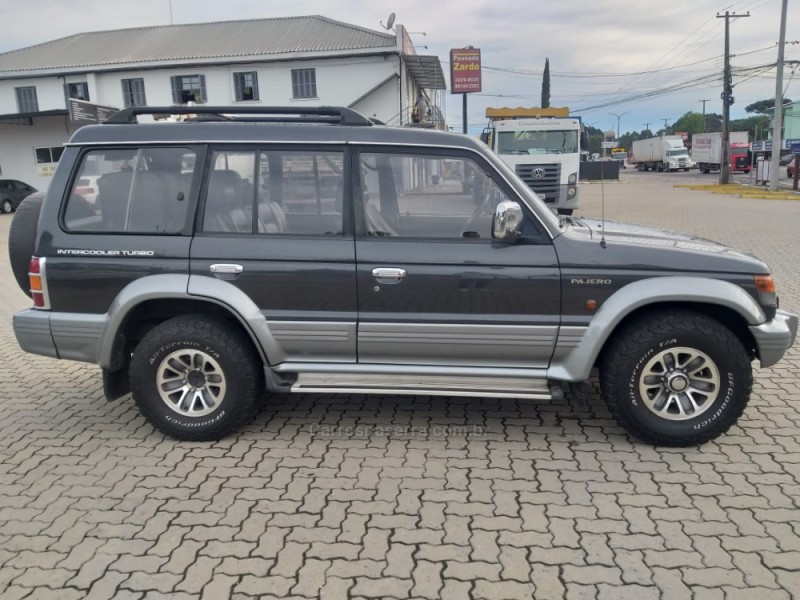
left=749, top=309, right=798, bottom=368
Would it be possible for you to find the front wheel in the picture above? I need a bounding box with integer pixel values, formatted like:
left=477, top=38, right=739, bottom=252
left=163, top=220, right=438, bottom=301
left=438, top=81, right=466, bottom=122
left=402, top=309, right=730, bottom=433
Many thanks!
left=1, top=199, right=12, bottom=213
left=600, top=311, right=752, bottom=446
left=129, top=314, right=263, bottom=441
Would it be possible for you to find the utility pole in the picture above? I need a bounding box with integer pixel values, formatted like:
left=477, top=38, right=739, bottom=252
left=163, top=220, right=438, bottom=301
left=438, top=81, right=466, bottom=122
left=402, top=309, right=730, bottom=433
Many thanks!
left=699, top=99, right=709, bottom=132
left=644, top=122, right=650, bottom=134
left=717, top=10, right=750, bottom=184
left=661, top=118, right=670, bottom=134
left=609, top=111, right=629, bottom=140
left=769, top=0, right=788, bottom=191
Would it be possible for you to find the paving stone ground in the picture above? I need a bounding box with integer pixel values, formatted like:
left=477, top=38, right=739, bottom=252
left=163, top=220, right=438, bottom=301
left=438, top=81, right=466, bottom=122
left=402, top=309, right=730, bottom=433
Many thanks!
left=0, top=170, right=798, bottom=599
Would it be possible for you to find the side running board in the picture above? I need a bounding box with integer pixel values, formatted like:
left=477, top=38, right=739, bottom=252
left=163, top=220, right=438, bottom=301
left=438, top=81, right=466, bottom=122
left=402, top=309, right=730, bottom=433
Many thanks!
left=289, top=372, right=554, bottom=400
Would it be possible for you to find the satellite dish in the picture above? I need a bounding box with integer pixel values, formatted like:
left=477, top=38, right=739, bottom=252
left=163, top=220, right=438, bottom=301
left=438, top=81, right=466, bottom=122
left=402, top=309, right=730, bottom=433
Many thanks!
left=384, top=12, right=396, bottom=30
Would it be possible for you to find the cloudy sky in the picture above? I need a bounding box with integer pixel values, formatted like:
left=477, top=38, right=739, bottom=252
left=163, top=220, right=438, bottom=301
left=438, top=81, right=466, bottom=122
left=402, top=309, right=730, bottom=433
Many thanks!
left=1, top=0, right=796, bottom=136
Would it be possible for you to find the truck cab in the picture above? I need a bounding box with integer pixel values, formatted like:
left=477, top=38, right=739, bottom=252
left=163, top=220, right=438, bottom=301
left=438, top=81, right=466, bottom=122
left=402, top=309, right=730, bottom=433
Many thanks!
left=481, top=107, right=582, bottom=215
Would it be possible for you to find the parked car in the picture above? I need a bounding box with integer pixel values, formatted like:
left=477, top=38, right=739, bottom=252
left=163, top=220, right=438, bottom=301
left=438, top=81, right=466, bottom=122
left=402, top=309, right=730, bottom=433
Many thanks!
left=0, top=179, right=36, bottom=213
left=73, top=175, right=100, bottom=204
left=779, top=154, right=794, bottom=166
left=7, top=105, right=797, bottom=446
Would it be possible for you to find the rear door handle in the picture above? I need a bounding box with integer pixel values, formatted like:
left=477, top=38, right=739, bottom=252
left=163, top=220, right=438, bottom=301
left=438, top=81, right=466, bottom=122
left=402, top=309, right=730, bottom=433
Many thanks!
left=372, top=267, right=407, bottom=284
left=210, top=263, right=244, bottom=274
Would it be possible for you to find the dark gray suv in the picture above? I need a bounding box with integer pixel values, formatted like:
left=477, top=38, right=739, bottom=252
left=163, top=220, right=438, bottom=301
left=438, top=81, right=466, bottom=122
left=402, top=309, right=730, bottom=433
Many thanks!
left=8, top=106, right=797, bottom=445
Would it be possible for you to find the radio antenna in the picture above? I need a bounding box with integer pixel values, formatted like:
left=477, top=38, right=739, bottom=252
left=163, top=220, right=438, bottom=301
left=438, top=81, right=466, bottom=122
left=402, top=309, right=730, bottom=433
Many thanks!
left=599, top=160, right=607, bottom=248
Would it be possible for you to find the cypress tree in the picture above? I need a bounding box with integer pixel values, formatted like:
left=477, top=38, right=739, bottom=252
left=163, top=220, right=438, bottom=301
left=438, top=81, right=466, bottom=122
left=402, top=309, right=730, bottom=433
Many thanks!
left=541, top=58, right=550, bottom=108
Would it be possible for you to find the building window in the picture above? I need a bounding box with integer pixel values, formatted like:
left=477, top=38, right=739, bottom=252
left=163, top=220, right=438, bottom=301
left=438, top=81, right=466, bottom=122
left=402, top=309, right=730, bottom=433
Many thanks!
left=35, top=146, right=64, bottom=164
left=15, top=87, right=39, bottom=113
left=170, top=75, right=207, bottom=104
left=64, top=82, right=90, bottom=102
left=291, top=69, right=317, bottom=99
left=121, top=78, right=147, bottom=107
left=233, top=71, right=259, bottom=102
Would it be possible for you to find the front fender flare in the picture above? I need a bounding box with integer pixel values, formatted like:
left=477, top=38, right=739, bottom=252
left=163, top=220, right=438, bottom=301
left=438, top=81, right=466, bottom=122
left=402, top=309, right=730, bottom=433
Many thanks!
left=547, top=276, right=765, bottom=382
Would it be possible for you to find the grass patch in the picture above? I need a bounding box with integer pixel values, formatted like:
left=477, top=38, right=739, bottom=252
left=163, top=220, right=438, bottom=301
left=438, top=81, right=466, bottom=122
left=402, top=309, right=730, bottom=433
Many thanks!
left=674, top=182, right=799, bottom=200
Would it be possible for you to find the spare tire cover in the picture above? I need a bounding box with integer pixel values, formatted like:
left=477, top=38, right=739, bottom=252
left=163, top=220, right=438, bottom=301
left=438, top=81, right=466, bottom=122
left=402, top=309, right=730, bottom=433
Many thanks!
left=8, top=192, right=44, bottom=298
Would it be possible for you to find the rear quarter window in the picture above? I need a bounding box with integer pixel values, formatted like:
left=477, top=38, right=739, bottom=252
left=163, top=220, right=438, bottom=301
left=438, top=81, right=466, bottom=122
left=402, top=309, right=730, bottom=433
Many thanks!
left=64, top=147, right=196, bottom=233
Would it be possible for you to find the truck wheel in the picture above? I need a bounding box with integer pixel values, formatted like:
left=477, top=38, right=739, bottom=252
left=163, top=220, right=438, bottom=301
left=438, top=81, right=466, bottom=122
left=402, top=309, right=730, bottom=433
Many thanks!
left=129, top=314, right=264, bottom=441
left=8, top=192, right=44, bottom=297
left=599, top=310, right=752, bottom=447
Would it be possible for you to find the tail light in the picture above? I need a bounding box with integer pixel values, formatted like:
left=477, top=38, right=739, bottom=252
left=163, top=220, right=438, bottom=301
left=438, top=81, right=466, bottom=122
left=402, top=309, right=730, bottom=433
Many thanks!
left=29, top=257, right=50, bottom=309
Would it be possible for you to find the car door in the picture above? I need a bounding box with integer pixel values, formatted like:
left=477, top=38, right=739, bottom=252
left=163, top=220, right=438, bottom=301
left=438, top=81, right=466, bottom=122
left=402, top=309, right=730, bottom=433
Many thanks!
left=353, top=147, right=561, bottom=368
left=189, top=145, right=358, bottom=364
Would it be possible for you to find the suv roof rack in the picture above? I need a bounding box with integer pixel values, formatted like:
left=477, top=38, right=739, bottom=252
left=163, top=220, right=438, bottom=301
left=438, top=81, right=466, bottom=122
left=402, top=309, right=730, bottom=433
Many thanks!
left=104, top=106, right=374, bottom=126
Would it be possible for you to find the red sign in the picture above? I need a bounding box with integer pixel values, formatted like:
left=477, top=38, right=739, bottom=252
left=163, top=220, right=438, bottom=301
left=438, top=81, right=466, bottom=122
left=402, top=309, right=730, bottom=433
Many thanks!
left=450, top=48, right=482, bottom=94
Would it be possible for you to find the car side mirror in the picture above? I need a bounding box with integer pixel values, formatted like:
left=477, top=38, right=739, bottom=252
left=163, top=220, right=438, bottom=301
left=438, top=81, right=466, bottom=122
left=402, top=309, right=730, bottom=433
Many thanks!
left=480, top=129, right=491, bottom=146
left=492, top=200, right=523, bottom=243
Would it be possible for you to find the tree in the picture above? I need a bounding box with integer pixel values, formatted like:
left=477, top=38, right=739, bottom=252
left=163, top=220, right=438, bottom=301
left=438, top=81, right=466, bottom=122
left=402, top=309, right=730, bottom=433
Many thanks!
left=745, top=98, right=793, bottom=114
left=541, top=58, right=550, bottom=108
left=730, top=114, right=770, bottom=140
left=670, top=111, right=706, bottom=135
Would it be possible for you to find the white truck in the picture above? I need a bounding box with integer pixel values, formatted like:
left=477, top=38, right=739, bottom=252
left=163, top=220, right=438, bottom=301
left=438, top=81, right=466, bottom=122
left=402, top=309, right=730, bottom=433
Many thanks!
left=480, top=107, right=583, bottom=215
left=632, top=136, right=692, bottom=172
left=691, top=131, right=751, bottom=174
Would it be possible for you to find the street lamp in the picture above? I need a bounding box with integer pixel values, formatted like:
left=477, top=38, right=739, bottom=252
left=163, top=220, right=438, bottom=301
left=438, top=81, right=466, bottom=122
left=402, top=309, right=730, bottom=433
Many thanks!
left=608, top=111, right=630, bottom=140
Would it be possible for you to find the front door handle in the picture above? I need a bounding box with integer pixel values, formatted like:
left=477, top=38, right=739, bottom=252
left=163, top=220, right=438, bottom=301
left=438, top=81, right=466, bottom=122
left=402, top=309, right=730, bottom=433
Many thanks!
left=210, top=263, right=244, bottom=275
left=372, top=267, right=407, bottom=284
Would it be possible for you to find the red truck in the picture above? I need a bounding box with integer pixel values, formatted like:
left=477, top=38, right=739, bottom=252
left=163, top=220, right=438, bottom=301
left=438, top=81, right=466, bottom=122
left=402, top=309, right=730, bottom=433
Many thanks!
left=691, top=131, right=751, bottom=174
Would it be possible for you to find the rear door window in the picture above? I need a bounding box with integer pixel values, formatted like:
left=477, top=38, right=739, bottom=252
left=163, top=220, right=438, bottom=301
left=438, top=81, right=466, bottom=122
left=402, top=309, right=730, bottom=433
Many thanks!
left=64, top=147, right=196, bottom=233
left=200, top=148, right=345, bottom=237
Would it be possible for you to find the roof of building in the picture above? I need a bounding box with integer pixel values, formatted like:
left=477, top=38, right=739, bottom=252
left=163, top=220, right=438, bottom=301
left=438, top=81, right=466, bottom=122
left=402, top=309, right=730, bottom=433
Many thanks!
left=0, top=16, right=397, bottom=76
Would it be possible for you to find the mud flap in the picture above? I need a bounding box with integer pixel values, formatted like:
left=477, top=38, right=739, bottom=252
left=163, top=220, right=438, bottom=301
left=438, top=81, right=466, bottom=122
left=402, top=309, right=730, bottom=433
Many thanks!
left=103, top=367, right=130, bottom=401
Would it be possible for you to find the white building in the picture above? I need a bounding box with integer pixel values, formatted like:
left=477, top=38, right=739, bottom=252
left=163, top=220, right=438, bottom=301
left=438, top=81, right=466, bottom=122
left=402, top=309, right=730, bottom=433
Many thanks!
left=0, top=16, right=446, bottom=190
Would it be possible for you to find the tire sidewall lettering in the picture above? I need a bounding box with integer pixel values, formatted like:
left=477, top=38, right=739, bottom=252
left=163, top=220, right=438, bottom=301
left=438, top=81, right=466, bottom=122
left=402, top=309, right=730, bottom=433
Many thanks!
left=148, top=340, right=220, bottom=366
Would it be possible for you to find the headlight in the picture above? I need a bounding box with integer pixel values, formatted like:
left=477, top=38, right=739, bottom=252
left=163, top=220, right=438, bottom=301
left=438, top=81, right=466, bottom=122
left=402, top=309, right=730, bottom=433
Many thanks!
left=568, top=173, right=577, bottom=185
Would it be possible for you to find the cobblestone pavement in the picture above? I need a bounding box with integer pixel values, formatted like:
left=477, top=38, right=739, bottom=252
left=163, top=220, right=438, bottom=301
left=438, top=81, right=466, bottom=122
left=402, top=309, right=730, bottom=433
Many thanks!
left=1, top=173, right=798, bottom=599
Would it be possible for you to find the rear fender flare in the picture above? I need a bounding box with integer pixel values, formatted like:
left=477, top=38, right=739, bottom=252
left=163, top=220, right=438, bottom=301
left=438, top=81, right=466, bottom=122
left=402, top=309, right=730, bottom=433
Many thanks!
left=98, top=274, right=282, bottom=368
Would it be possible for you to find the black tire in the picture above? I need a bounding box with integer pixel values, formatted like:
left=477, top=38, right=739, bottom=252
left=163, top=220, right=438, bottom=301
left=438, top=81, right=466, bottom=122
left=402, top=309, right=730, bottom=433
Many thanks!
left=129, top=314, right=264, bottom=441
left=1, top=199, right=12, bottom=213
left=8, top=192, right=44, bottom=297
left=599, top=310, right=752, bottom=447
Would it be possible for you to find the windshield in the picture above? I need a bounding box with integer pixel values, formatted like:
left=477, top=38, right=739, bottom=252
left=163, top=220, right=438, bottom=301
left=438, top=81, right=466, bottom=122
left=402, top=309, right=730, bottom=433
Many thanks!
left=612, top=152, right=627, bottom=160
left=668, top=149, right=688, bottom=157
left=497, top=130, right=579, bottom=155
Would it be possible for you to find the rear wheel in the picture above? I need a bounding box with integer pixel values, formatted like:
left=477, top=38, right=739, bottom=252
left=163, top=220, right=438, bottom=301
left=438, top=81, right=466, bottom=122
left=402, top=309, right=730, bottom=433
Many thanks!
left=600, top=310, right=752, bottom=446
left=129, top=314, right=263, bottom=441
left=1, top=199, right=12, bottom=213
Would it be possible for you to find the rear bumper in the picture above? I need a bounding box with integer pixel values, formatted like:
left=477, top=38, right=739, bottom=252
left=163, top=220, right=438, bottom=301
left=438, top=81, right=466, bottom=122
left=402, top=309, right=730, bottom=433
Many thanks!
left=750, top=309, right=798, bottom=368
left=13, top=309, right=105, bottom=363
